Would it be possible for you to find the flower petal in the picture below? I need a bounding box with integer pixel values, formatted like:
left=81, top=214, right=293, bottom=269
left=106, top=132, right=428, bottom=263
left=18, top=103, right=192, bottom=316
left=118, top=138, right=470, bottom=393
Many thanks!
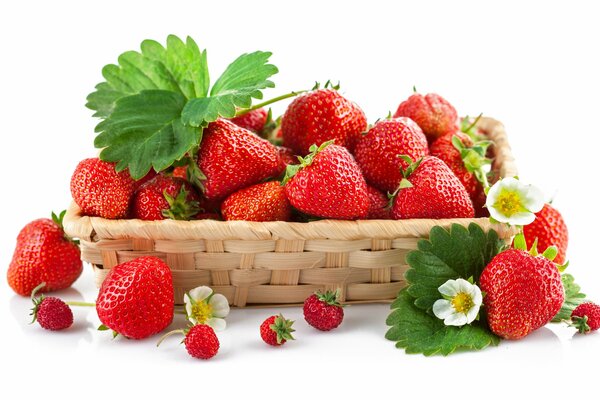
left=466, top=303, right=481, bottom=324
left=209, top=294, right=230, bottom=318
left=438, top=280, right=459, bottom=297
left=206, top=317, right=226, bottom=331
left=505, top=211, right=536, bottom=226
left=455, top=278, right=472, bottom=294
left=188, top=286, right=213, bottom=302
left=184, top=298, right=193, bottom=318
left=471, top=285, right=483, bottom=306
left=522, top=184, right=545, bottom=213
left=433, top=299, right=455, bottom=319
left=444, top=312, right=468, bottom=326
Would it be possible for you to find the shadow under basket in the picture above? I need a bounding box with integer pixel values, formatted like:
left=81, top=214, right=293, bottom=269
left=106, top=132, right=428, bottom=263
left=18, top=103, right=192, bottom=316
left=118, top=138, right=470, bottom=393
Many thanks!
left=63, top=117, right=518, bottom=307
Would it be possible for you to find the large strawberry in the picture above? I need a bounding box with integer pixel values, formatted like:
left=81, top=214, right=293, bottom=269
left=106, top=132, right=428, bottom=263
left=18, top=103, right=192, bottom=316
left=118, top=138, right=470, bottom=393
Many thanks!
left=430, top=131, right=490, bottom=217
left=70, top=158, right=135, bottom=219
left=221, top=181, right=291, bottom=222
left=8, top=211, right=82, bottom=296
left=196, top=119, right=282, bottom=201
left=390, top=156, right=475, bottom=219
left=133, top=174, right=200, bottom=221
left=283, top=142, right=369, bottom=220
left=229, top=108, right=268, bottom=134
left=354, top=117, right=429, bottom=193
left=523, top=204, right=569, bottom=264
left=479, top=249, right=564, bottom=340
left=96, top=256, right=174, bottom=340
left=281, top=88, right=367, bottom=155
left=393, top=92, right=458, bottom=142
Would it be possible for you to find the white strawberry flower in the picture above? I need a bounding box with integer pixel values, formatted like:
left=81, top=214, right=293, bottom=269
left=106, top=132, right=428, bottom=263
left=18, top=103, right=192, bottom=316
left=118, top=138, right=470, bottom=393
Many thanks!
left=184, top=286, right=230, bottom=331
left=433, top=278, right=483, bottom=326
left=486, top=177, right=544, bottom=226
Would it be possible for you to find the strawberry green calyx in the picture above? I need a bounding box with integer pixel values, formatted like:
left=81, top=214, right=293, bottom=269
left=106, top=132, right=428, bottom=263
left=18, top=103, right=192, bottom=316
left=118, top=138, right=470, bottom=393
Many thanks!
left=162, top=187, right=200, bottom=221
left=387, top=155, right=424, bottom=204
left=513, top=231, right=564, bottom=265
left=281, top=140, right=335, bottom=185
left=315, top=290, right=342, bottom=307
left=451, top=135, right=492, bottom=189
left=571, top=315, right=592, bottom=334
left=270, top=314, right=296, bottom=344
left=460, top=114, right=485, bottom=140
left=51, top=210, right=79, bottom=245
left=312, top=80, right=341, bottom=91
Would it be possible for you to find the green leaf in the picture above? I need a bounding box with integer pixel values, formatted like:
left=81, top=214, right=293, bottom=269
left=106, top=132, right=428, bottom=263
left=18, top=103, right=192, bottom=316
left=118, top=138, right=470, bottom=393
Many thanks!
left=386, top=289, right=500, bottom=356
left=86, top=35, right=209, bottom=118
left=552, top=273, right=586, bottom=322
left=95, top=90, right=201, bottom=179
left=405, top=223, right=505, bottom=311
left=181, top=51, right=278, bottom=127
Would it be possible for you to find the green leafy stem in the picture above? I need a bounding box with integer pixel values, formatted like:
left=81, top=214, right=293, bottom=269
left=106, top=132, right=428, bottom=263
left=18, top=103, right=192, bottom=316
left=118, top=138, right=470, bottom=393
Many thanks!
left=87, top=35, right=302, bottom=180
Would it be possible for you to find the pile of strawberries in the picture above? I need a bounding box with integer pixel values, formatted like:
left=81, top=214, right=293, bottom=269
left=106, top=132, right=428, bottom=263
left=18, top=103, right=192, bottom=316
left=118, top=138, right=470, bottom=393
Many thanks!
left=70, top=86, right=491, bottom=223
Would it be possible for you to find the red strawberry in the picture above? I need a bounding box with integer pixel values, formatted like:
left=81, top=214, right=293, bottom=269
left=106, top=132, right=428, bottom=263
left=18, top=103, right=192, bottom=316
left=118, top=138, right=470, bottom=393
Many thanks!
left=229, top=108, right=268, bottom=133
left=366, top=185, right=391, bottom=219
left=571, top=303, right=600, bottom=334
left=197, top=119, right=282, bottom=201
left=390, top=156, right=475, bottom=219
left=260, top=314, right=295, bottom=346
left=221, top=181, right=292, bottom=222
left=354, top=118, right=429, bottom=193
left=96, top=256, right=174, bottom=340
left=8, top=211, right=82, bottom=296
left=523, top=204, right=569, bottom=264
left=172, top=166, right=188, bottom=180
left=303, top=291, right=344, bottom=331
left=184, top=324, right=220, bottom=359
left=70, top=158, right=135, bottom=219
left=479, top=249, right=564, bottom=340
left=282, top=88, right=367, bottom=155
left=133, top=174, right=200, bottom=221
left=393, top=92, right=458, bottom=142
left=430, top=131, right=489, bottom=216
left=284, top=142, right=369, bottom=220
left=30, top=283, right=73, bottom=331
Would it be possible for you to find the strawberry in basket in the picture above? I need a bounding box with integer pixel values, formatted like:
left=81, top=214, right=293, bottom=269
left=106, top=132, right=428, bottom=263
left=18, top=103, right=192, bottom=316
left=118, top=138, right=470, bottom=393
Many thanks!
left=132, top=174, right=201, bottom=221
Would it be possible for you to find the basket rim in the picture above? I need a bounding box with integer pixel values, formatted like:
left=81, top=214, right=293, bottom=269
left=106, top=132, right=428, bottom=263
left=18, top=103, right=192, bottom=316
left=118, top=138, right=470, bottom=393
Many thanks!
left=64, top=116, right=518, bottom=242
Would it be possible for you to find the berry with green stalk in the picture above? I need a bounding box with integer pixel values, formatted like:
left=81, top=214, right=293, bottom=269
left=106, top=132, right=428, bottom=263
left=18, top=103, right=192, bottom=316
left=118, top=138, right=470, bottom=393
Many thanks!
left=132, top=174, right=201, bottom=221
left=303, top=290, right=345, bottom=331
left=157, top=324, right=220, bottom=360
left=260, top=314, right=295, bottom=346
left=29, top=283, right=74, bottom=331
left=570, top=303, right=600, bottom=334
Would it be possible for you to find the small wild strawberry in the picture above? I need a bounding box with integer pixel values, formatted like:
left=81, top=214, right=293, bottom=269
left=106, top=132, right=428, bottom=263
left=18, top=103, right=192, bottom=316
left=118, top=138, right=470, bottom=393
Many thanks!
left=260, top=314, right=295, bottom=346
left=30, top=283, right=73, bottom=331
left=157, top=324, right=220, bottom=360
left=571, top=302, right=600, bottom=334
left=303, top=291, right=344, bottom=331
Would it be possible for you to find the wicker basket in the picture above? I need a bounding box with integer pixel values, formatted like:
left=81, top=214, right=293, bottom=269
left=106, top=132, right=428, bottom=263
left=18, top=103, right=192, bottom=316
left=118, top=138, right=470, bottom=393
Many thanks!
left=63, top=117, right=518, bottom=306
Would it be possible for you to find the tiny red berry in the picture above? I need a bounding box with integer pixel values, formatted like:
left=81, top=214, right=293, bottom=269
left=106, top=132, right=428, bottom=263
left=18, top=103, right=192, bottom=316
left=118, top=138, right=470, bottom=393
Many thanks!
left=30, top=283, right=73, bottom=331
left=185, top=324, right=220, bottom=359
left=571, top=302, right=600, bottom=334
left=260, top=314, right=295, bottom=346
left=303, top=291, right=344, bottom=331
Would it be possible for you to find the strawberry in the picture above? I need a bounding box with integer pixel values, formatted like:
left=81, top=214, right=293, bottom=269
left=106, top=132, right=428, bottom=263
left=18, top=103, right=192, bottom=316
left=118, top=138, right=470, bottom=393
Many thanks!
left=132, top=174, right=200, bottom=221
left=283, top=142, right=369, bottom=220
left=523, top=204, right=569, bottom=264
left=281, top=88, right=367, bottom=155
left=7, top=211, right=82, bottom=296
left=221, top=181, right=292, bottom=222
left=393, top=92, right=458, bottom=142
left=30, top=283, right=73, bottom=331
left=303, top=291, right=344, bottom=331
left=70, top=158, right=135, bottom=219
left=571, top=302, right=600, bottom=334
left=197, top=119, right=282, bottom=201
left=229, top=108, right=269, bottom=134
left=277, top=146, right=299, bottom=173
left=430, top=131, right=490, bottom=217
left=96, top=256, right=174, bottom=340
left=184, top=324, right=220, bottom=359
left=479, top=249, right=564, bottom=340
left=354, top=118, right=429, bottom=193
left=366, top=185, right=391, bottom=219
left=390, top=156, right=475, bottom=219
left=260, top=314, right=295, bottom=346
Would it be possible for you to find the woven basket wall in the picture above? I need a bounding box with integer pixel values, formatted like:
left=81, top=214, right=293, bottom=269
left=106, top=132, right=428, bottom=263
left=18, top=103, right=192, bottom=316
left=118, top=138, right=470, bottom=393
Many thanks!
left=63, top=117, right=518, bottom=306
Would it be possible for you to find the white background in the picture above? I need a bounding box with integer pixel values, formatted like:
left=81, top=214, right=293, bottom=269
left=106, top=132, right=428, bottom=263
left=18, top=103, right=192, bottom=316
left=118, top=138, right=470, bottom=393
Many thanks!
left=1, top=1, right=598, bottom=398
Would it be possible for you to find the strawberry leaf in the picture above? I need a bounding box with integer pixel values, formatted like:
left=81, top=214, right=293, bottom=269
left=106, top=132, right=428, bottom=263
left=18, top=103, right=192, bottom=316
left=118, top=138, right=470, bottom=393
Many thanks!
left=405, top=223, right=505, bottom=312
left=386, top=289, right=500, bottom=356
left=181, top=51, right=278, bottom=127
left=94, top=90, right=200, bottom=179
left=552, top=273, right=586, bottom=322
left=86, top=35, right=209, bottom=118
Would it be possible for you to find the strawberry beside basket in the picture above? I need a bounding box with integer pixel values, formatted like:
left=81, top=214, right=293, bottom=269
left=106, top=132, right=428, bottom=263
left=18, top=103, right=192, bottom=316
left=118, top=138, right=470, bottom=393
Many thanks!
left=63, top=117, right=517, bottom=306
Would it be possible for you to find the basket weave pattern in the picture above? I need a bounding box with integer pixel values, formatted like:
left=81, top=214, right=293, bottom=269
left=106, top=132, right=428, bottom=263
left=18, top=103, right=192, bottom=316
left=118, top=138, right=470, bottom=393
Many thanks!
left=64, top=118, right=518, bottom=306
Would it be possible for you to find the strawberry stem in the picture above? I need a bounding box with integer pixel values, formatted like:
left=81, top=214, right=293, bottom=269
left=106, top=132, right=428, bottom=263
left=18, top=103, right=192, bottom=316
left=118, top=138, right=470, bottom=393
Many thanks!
left=156, top=329, right=185, bottom=347
left=65, top=301, right=96, bottom=307
left=235, top=90, right=307, bottom=117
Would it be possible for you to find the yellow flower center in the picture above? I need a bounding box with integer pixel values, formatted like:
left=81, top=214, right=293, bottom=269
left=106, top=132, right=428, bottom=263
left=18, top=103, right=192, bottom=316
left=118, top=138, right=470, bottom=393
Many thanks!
left=191, top=301, right=213, bottom=324
left=451, top=292, right=474, bottom=314
left=494, top=190, right=523, bottom=216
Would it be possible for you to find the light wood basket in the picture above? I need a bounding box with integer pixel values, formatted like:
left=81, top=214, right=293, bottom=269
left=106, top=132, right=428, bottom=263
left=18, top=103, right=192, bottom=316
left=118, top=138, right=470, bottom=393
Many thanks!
left=63, top=117, right=518, bottom=306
